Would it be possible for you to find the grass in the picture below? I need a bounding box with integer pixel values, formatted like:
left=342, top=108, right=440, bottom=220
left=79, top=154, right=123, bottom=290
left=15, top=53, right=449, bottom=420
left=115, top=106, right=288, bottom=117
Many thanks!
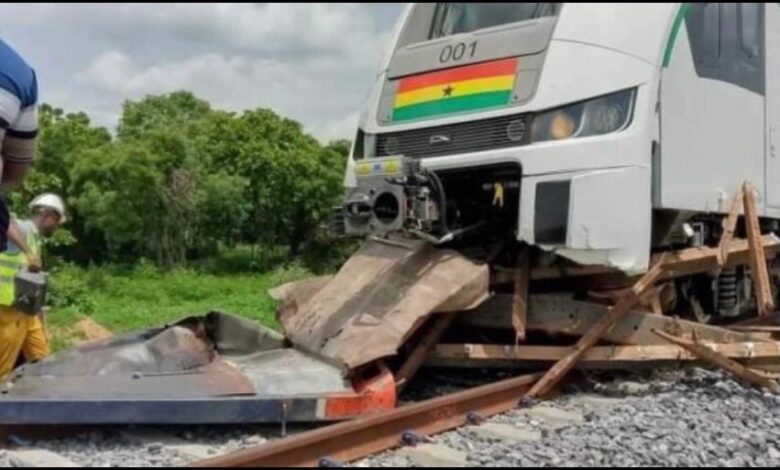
left=45, top=259, right=314, bottom=352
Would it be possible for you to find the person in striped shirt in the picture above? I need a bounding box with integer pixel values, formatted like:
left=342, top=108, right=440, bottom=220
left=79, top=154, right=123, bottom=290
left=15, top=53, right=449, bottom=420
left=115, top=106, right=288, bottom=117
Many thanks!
left=0, top=37, right=38, bottom=251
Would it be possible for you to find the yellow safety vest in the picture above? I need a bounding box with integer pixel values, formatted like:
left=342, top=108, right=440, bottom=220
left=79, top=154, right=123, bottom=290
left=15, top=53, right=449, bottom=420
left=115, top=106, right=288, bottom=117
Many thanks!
left=0, top=223, right=41, bottom=307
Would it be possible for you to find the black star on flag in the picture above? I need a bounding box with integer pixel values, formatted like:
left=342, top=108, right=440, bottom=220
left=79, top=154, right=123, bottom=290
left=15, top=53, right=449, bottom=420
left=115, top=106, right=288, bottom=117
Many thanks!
left=442, top=85, right=454, bottom=97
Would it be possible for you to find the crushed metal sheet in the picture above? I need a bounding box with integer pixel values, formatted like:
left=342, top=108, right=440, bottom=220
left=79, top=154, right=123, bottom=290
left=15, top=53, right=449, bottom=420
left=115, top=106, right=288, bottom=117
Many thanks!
left=276, top=236, right=490, bottom=370
left=237, top=348, right=350, bottom=397
left=0, top=312, right=356, bottom=424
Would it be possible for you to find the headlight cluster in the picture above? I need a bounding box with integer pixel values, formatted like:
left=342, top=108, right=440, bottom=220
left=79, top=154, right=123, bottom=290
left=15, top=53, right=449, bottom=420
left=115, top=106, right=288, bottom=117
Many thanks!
left=531, top=88, right=636, bottom=143
left=353, top=88, right=637, bottom=159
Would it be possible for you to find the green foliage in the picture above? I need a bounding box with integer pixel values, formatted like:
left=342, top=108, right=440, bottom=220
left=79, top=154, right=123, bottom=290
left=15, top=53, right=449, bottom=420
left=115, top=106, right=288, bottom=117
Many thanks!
left=48, top=264, right=96, bottom=314
left=15, top=91, right=351, bottom=271
left=46, top=260, right=313, bottom=351
left=206, top=109, right=346, bottom=256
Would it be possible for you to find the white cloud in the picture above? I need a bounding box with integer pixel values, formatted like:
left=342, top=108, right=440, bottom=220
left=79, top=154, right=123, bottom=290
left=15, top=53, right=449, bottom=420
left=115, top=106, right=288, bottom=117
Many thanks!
left=78, top=51, right=140, bottom=92
left=72, top=49, right=377, bottom=141
left=309, top=111, right=360, bottom=143
left=0, top=3, right=401, bottom=141
left=0, top=3, right=390, bottom=63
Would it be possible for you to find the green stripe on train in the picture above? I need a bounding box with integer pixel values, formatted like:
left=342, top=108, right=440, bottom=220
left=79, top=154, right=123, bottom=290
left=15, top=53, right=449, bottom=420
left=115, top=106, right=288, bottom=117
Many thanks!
left=393, top=90, right=512, bottom=122
left=663, top=3, right=691, bottom=68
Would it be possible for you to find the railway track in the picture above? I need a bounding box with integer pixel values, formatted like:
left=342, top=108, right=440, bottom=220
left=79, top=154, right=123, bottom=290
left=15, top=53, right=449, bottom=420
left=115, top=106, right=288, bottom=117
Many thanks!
left=0, top=369, right=524, bottom=467
left=190, top=367, right=780, bottom=468
left=190, top=372, right=542, bottom=467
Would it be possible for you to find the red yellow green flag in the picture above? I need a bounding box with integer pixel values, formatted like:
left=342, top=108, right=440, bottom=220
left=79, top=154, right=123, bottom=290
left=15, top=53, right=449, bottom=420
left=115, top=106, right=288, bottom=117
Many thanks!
left=393, top=58, right=518, bottom=122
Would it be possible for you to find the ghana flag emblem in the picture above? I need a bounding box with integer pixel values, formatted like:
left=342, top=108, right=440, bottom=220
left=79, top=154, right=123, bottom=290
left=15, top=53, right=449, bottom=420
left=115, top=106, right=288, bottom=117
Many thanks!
left=393, top=57, right=518, bottom=122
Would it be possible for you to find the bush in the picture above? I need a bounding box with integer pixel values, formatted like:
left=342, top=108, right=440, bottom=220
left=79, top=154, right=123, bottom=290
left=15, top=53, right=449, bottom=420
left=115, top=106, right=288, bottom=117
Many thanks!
left=48, top=265, right=95, bottom=314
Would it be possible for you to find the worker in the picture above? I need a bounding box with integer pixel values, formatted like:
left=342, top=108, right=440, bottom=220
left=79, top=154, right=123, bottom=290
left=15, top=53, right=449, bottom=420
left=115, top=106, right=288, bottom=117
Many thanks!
left=0, top=193, right=66, bottom=380
left=0, top=37, right=39, bottom=251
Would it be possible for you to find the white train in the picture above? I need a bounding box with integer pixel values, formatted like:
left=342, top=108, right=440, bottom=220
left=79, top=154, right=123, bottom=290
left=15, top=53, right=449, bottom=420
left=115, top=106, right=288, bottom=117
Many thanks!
left=338, top=3, right=776, bottom=320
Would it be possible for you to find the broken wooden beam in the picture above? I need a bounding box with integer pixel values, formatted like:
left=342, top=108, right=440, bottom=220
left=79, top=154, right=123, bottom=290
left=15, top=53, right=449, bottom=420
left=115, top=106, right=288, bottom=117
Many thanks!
left=428, top=341, right=780, bottom=370
left=743, top=182, right=775, bottom=317
left=525, top=256, right=668, bottom=399
left=395, top=314, right=454, bottom=393
left=587, top=283, right=671, bottom=316
left=657, top=234, right=780, bottom=279
left=491, top=235, right=780, bottom=286
left=652, top=328, right=780, bottom=393
left=455, top=294, right=763, bottom=345
left=718, top=188, right=743, bottom=267
left=511, top=251, right=530, bottom=342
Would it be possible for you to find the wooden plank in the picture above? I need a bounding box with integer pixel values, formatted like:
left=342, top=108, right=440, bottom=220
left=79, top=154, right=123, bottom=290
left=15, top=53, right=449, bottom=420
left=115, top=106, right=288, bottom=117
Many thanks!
left=525, top=256, right=668, bottom=399
left=652, top=328, right=780, bottom=393
left=491, top=235, right=780, bottom=285
left=395, top=314, right=454, bottom=393
left=455, top=294, right=762, bottom=345
left=743, top=182, right=775, bottom=317
left=511, top=251, right=531, bottom=342
left=587, top=286, right=666, bottom=315
left=430, top=342, right=780, bottom=369
left=657, top=235, right=780, bottom=279
left=718, top=188, right=743, bottom=267
left=648, top=288, right=664, bottom=315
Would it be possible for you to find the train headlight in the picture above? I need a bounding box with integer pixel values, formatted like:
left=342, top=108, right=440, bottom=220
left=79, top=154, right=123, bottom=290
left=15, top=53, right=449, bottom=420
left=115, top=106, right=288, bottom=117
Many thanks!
left=531, top=88, right=636, bottom=143
left=588, top=100, right=624, bottom=135
left=550, top=112, right=576, bottom=140
left=579, top=89, right=635, bottom=137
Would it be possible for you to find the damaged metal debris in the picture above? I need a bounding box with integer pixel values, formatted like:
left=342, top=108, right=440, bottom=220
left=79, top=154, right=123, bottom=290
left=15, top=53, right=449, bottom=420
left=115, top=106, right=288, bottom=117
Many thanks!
left=3, top=186, right=780, bottom=426
left=0, top=312, right=395, bottom=424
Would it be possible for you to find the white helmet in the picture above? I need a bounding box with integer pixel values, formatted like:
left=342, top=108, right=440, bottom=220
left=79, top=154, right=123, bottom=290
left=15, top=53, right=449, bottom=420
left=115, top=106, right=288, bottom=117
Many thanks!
left=30, top=193, right=67, bottom=223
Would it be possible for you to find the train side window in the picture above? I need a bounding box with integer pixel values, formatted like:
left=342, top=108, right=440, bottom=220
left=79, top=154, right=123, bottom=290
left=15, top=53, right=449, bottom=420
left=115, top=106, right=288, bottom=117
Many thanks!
left=739, top=3, right=760, bottom=59
left=686, top=3, right=765, bottom=95
left=702, top=3, right=722, bottom=62
left=687, top=3, right=722, bottom=67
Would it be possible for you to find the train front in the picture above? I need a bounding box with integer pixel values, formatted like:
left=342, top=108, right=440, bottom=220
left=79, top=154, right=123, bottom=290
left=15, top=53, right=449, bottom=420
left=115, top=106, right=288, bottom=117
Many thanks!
left=339, top=3, right=679, bottom=273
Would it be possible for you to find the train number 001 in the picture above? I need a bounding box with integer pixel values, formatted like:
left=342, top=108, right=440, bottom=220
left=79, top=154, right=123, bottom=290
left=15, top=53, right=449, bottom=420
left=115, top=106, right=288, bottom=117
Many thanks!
left=439, top=41, right=477, bottom=64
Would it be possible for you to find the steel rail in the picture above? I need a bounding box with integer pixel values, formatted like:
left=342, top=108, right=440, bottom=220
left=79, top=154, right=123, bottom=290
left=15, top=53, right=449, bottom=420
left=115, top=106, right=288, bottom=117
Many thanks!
left=192, top=372, right=541, bottom=467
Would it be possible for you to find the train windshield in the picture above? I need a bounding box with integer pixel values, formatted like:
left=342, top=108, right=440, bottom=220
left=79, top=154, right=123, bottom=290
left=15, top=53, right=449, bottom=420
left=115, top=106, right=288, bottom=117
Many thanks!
left=429, top=3, right=559, bottom=39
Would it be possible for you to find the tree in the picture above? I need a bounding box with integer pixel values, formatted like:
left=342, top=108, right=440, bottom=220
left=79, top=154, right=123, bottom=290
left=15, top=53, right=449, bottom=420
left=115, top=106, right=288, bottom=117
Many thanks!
left=69, top=142, right=164, bottom=263
left=13, top=90, right=350, bottom=270
left=206, top=109, right=346, bottom=256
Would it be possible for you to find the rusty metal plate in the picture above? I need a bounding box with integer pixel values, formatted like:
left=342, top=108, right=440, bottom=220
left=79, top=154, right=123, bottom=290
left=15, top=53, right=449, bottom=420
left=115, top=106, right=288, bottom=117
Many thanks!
left=277, top=237, right=489, bottom=370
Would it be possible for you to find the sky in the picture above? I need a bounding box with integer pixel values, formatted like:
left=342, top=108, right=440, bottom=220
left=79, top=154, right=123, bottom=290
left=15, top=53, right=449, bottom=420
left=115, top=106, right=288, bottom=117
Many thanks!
left=0, top=3, right=404, bottom=142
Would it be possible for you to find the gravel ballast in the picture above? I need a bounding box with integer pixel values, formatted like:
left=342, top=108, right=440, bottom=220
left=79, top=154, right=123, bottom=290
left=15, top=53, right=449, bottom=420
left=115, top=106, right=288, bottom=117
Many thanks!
left=361, top=368, right=780, bottom=467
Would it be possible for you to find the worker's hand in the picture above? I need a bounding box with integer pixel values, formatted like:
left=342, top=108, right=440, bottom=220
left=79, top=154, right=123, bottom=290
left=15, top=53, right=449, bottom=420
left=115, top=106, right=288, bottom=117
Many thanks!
left=26, top=253, right=42, bottom=272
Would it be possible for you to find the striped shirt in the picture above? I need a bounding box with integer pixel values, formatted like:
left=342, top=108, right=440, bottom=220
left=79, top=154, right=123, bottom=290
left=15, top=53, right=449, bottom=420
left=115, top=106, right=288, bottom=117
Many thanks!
left=0, top=38, right=38, bottom=166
